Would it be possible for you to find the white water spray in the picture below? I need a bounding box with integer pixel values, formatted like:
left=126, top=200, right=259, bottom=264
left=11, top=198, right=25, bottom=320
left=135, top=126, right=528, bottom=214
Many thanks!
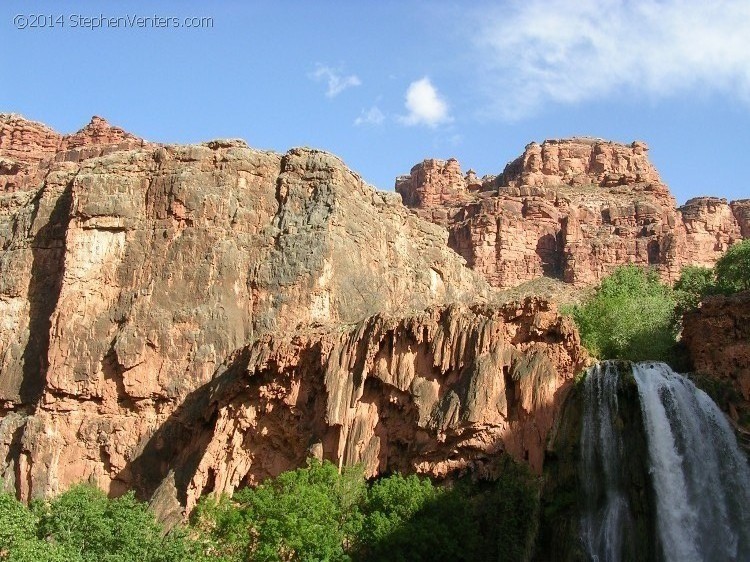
left=580, top=361, right=750, bottom=561
left=580, top=362, right=633, bottom=561
left=633, top=362, right=750, bottom=562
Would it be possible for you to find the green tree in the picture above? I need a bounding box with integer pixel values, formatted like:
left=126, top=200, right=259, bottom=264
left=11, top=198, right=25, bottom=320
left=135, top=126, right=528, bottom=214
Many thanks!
left=359, top=473, right=437, bottom=551
left=715, top=239, right=750, bottom=293
left=0, top=492, right=36, bottom=554
left=567, top=265, right=677, bottom=361
left=674, top=265, right=717, bottom=315
left=194, top=460, right=365, bottom=562
left=34, top=485, right=194, bottom=562
left=191, top=494, right=250, bottom=561
left=1, top=490, right=82, bottom=561
left=472, top=458, right=539, bottom=562
left=358, top=463, right=539, bottom=562
left=192, top=458, right=540, bottom=562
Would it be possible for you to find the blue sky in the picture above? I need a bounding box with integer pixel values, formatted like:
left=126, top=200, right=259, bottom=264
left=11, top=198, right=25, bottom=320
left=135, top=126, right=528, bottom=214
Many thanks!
left=1, top=0, right=749, bottom=204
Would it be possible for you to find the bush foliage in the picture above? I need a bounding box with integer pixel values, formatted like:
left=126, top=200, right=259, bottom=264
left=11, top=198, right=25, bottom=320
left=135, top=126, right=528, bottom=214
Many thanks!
left=193, top=459, right=539, bottom=562
left=673, top=265, right=717, bottom=316
left=566, top=240, right=750, bottom=362
left=566, top=265, right=677, bottom=362
left=715, top=239, right=750, bottom=293
left=0, top=485, right=197, bottom=562
left=1, top=459, right=539, bottom=562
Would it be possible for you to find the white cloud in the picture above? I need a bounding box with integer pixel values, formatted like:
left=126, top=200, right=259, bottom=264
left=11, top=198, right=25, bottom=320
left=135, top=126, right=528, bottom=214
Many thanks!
left=354, top=106, right=385, bottom=126
left=473, top=0, right=750, bottom=120
left=310, top=65, right=361, bottom=98
left=399, top=77, right=452, bottom=127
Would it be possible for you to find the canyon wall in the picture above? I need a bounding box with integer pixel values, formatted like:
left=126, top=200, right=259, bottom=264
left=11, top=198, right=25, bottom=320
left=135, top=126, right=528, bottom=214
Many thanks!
left=396, top=139, right=748, bottom=288
left=0, top=115, right=587, bottom=516
left=133, top=299, right=585, bottom=516
left=683, top=291, right=750, bottom=430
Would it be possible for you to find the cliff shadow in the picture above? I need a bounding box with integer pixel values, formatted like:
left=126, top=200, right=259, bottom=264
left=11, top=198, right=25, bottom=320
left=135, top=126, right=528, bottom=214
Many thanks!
left=20, top=183, right=73, bottom=405
left=118, top=342, right=331, bottom=510
left=536, top=232, right=564, bottom=278
left=116, top=347, right=253, bottom=505
left=356, top=457, right=539, bottom=562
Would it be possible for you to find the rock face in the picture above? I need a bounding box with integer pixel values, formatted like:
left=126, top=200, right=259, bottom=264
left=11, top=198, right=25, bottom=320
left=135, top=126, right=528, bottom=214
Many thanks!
left=0, top=114, right=147, bottom=192
left=135, top=300, right=585, bottom=513
left=396, top=139, right=747, bottom=288
left=0, top=115, right=589, bottom=515
left=683, top=291, right=750, bottom=425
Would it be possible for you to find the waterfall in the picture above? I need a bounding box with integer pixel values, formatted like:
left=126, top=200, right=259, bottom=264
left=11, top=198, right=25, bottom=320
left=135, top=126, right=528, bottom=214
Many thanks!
left=580, top=361, right=750, bottom=562
left=634, top=362, right=750, bottom=562
left=580, top=362, right=634, bottom=561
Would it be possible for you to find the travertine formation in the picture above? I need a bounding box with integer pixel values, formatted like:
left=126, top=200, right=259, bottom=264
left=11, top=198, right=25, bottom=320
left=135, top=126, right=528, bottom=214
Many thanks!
left=137, top=300, right=585, bottom=515
left=396, top=139, right=748, bottom=287
left=0, top=115, right=590, bottom=516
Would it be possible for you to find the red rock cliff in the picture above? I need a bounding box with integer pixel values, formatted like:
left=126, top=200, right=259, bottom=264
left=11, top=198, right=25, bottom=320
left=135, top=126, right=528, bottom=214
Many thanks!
left=683, top=291, right=750, bottom=427
left=0, top=115, right=588, bottom=519
left=397, top=139, right=747, bottom=288
left=0, top=114, right=148, bottom=192
left=135, top=300, right=585, bottom=515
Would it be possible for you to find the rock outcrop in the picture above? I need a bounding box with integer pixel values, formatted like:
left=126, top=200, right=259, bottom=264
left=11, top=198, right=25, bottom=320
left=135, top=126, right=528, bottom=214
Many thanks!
left=397, top=139, right=747, bottom=288
left=0, top=114, right=148, bottom=192
left=683, top=291, right=750, bottom=427
left=0, top=115, right=591, bottom=516
left=132, top=300, right=585, bottom=514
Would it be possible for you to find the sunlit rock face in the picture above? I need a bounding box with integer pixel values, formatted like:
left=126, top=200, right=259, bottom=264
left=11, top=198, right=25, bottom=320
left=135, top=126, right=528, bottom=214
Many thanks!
left=396, top=139, right=747, bottom=288
left=0, top=116, right=590, bottom=517
left=138, top=299, right=586, bottom=513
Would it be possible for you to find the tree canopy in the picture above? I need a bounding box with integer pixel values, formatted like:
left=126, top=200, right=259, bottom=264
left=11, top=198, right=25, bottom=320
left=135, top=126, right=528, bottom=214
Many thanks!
left=566, top=265, right=677, bottom=362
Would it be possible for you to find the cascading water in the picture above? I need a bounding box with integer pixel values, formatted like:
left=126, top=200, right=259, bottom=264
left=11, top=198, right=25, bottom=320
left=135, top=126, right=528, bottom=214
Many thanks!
left=634, top=362, right=750, bottom=561
left=580, top=362, right=634, bottom=561
left=580, top=361, right=750, bottom=562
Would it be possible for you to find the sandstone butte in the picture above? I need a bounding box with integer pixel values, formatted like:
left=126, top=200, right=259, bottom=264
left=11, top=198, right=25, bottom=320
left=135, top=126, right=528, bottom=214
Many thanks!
left=396, top=140, right=749, bottom=287
left=0, top=114, right=742, bottom=521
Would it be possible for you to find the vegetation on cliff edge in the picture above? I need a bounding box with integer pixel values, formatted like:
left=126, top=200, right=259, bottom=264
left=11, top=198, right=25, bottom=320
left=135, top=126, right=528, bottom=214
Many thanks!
left=564, top=265, right=677, bottom=362
left=564, top=240, right=750, bottom=364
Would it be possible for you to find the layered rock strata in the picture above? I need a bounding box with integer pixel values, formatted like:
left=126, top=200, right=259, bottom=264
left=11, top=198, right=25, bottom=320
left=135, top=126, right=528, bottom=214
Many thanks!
left=0, top=115, right=593, bottom=516
left=0, top=114, right=147, bottom=192
left=396, top=139, right=747, bottom=288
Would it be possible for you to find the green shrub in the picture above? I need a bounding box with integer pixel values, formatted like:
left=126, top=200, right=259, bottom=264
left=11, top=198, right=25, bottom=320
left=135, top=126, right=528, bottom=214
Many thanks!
left=715, top=239, right=750, bottom=293
left=35, top=485, right=194, bottom=562
left=358, top=461, right=538, bottom=562
left=567, top=265, right=677, bottom=362
left=0, top=492, right=36, bottom=554
left=193, top=459, right=365, bottom=562
left=193, top=458, right=539, bottom=562
left=674, top=265, right=717, bottom=314
left=360, top=473, right=437, bottom=547
left=2, top=460, right=539, bottom=562
left=0, top=485, right=197, bottom=562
